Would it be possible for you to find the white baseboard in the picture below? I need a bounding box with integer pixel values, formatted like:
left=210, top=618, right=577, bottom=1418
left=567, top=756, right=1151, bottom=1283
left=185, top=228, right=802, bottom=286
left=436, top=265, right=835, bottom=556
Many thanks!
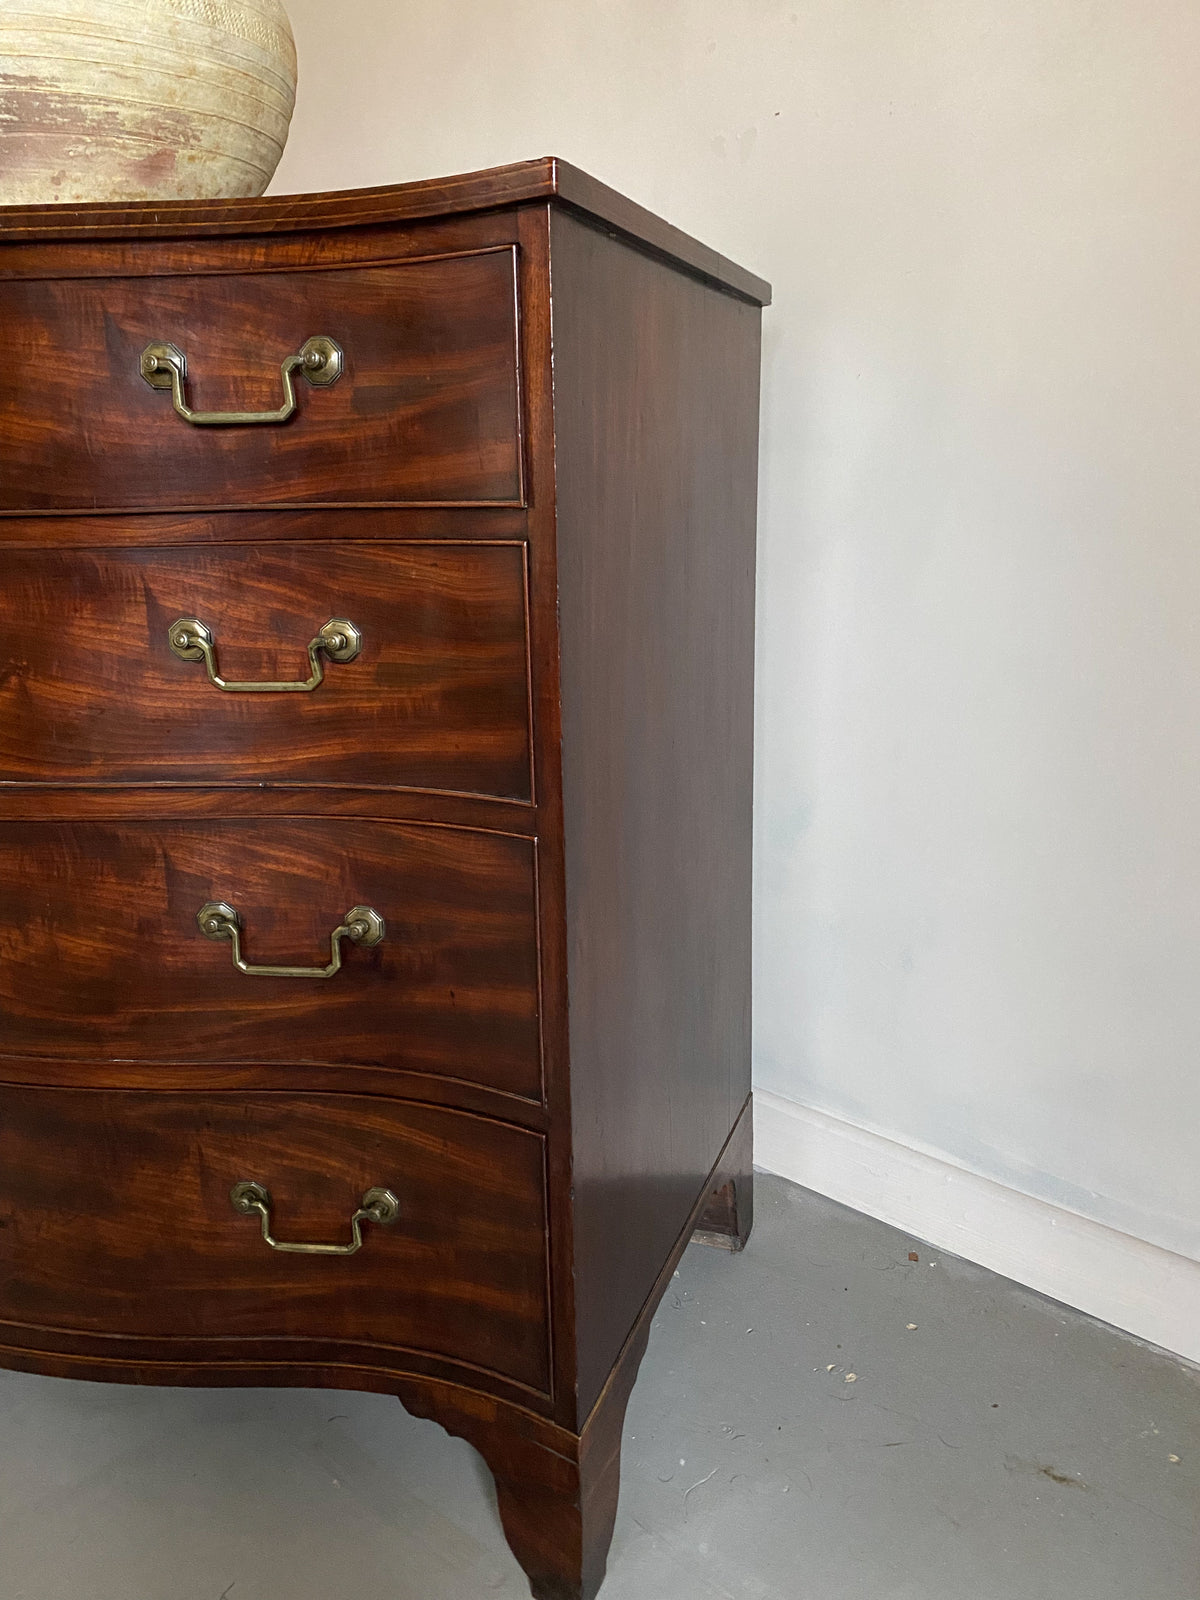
left=753, top=1088, right=1200, bottom=1366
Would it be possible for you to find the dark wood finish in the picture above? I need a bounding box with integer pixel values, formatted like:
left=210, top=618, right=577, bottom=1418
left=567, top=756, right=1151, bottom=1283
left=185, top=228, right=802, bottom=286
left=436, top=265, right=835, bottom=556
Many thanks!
left=0, top=819, right=542, bottom=1101
left=491, top=1347, right=635, bottom=1600
left=692, top=1094, right=755, bottom=1251
left=550, top=207, right=762, bottom=1416
left=0, top=1050, right=549, bottom=1127
left=0, top=1086, right=749, bottom=1600
left=0, top=541, right=532, bottom=798
left=0, top=507, right=530, bottom=549
left=0, top=165, right=768, bottom=1600
left=0, top=209, right=522, bottom=299
left=514, top=204, right=582, bottom=1426
left=0, top=1086, right=551, bottom=1394
left=0, top=157, right=772, bottom=305
left=0, top=1050, right=549, bottom=1128
left=485, top=1097, right=760, bottom=1599
left=0, top=250, right=523, bottom=512
left=0, top=785, right=537, bottom=831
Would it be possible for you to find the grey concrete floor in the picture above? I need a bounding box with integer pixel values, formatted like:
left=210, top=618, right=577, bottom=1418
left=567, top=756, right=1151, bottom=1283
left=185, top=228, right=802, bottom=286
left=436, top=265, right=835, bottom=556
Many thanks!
left=0, top=1173, right=1196, bottom=1600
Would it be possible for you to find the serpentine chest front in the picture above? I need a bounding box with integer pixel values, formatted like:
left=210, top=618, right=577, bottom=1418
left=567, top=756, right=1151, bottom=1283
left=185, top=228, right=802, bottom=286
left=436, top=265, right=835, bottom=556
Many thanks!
left=0, top=159, right=769, bottom=1600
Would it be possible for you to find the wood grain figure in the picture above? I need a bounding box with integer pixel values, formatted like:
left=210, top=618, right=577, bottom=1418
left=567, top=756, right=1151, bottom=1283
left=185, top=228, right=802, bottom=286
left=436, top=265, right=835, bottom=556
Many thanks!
left=0, top=159, right=769, bottom=1600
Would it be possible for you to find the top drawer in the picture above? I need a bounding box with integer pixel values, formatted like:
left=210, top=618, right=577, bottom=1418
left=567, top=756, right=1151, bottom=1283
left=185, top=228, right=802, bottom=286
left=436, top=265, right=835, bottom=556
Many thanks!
left=0, top=249, right=524, bottom=513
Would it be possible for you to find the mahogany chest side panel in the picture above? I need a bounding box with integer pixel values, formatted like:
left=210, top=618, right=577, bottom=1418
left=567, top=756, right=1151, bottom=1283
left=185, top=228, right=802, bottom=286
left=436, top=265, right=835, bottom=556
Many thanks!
left=549, top=208, right=762, bottom=1418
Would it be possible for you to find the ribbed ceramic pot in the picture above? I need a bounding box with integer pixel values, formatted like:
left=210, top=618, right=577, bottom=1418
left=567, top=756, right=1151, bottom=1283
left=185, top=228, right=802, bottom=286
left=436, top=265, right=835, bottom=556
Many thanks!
left=0, top=0, right=297, bottom=204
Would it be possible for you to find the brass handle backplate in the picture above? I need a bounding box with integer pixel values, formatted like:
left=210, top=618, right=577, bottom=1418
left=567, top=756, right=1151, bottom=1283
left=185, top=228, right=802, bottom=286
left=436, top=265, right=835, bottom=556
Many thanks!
left=230, top=1180, right=399, bottom=1256
left=140, top=334, right=343, bottom=426
left=198, top=901, right=385, bottom=979
left=169, top=616, right=361, bottom=693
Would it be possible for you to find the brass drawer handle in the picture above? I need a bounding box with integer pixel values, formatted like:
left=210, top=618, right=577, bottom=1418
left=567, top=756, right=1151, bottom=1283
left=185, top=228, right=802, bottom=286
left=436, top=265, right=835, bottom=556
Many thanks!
left=230, top=1181, right=400, bottom=1256
left=197, top=901, right=385, bottom=979
left=140, top=335, right=343, bottom=426
left=169, top=616, right=361, bottom=693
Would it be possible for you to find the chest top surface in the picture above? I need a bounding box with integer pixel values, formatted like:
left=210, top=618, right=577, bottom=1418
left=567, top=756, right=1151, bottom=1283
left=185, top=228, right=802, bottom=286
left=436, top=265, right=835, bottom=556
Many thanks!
left=0, top=155, right=771, bottom=307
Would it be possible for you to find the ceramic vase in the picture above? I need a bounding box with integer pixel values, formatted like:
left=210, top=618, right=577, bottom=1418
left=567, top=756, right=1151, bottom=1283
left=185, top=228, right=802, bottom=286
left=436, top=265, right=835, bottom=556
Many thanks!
left=0, top=0, right=297, bottom=204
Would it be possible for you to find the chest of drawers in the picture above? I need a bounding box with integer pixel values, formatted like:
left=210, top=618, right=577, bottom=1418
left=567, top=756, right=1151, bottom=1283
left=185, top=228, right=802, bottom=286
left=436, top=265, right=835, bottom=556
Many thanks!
left=0, top=158, right=769, bottom=1600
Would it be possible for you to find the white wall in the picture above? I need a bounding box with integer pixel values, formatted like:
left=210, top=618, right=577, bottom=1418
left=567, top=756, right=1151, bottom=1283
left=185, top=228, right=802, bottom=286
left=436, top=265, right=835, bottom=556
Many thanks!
left=272, top=3, right=1200, bottom=1286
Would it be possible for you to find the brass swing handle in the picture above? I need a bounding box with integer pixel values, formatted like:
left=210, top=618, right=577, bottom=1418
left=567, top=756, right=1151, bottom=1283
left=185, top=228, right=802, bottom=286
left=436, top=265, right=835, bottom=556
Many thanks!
left=140, top=335, right=343, bottom=426
left=230, top=1181, right=400, bottom=1256
left=169, top=616, right=362, bottom=693
left=197, top=901, right=385, bottom=979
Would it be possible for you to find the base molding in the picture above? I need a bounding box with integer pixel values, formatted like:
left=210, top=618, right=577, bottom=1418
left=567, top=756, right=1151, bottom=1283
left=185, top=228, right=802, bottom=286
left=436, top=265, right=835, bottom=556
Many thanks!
left=754, top=1088, right=1200, bottom=1366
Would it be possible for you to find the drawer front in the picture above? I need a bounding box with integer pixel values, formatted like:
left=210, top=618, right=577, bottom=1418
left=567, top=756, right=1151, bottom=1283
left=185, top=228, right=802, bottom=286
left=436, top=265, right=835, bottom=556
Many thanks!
left=0, top=820, right=542, bottom=1101
left=0, top=251, right=522, bottom=512
left=0, top=1087, right=551, bottom=1394
left=0, top=542, right=532, bottom=799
